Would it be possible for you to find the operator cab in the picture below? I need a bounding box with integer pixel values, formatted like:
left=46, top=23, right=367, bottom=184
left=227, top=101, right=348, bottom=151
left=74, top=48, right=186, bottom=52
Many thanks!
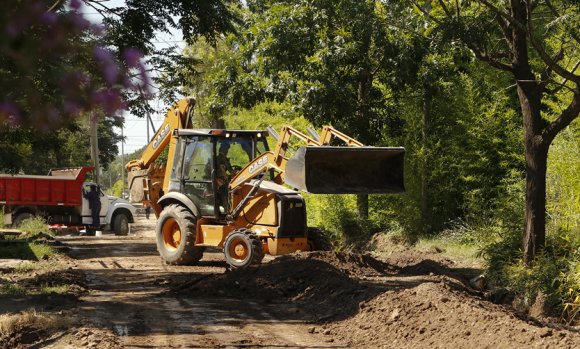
left=169, top=129, right=269, bottom=218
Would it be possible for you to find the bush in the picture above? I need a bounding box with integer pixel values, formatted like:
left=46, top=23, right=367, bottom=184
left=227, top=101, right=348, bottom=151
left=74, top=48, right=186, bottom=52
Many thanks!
left=17, top=216, right=51, bottom=238
left=305, top=194, right=379, bottom=249
left=481, top=225, right=580, bottom=324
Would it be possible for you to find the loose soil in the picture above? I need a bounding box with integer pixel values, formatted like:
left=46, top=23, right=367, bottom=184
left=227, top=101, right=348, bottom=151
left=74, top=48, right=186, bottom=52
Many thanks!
left=1, top=215, right=579, bottom=348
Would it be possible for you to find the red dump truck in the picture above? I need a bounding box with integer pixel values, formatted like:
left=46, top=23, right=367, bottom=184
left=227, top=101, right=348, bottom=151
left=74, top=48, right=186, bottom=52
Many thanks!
left=0, top=167, right=135, bottom=235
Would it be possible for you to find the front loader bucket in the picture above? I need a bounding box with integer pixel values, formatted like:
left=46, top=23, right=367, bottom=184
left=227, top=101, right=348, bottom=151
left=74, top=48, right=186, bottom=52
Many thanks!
left=285, top=146, right=405, bottom=194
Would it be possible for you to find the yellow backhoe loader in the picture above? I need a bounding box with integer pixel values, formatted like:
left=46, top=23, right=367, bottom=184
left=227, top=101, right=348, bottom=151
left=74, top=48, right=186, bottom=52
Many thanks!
left=127, top=98, right=405, bottom=268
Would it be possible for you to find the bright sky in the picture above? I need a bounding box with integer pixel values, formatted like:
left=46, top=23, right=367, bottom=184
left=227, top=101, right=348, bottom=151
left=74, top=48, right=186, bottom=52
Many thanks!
left=80, top=1, right=186, bottom=155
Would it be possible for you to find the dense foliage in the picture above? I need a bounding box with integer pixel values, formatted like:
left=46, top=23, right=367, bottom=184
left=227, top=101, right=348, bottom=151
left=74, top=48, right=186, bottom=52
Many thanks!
left=180, top=0, right=579, bottom=322
left=0, top=0, right=238, bottom=173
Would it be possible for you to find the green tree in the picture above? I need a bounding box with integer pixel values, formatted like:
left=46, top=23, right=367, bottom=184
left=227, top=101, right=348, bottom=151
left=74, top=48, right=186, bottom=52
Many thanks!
left=193, top=0, right=405, bottom=217
left=407, top=0, right=580, bottom=264
left=85, top=0, right=240, bottom=116
left=0, top=116, right=122, bottom=174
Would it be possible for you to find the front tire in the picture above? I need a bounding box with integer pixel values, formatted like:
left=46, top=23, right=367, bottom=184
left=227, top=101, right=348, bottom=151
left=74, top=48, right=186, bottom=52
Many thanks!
left=156, top=204, right=204, bottom=265
left=223, top=229, right=264, bottom=269
left=112, top=213, right=130, bottom=236
left=307, top=227, right=333, bottom=251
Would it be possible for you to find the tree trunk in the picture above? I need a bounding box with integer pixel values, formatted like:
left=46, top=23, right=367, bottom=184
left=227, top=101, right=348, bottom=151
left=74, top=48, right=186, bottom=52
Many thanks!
left=522, top=140, right=547, bottom=266
left=420, top=88, right=432, bottom=228
left=356, top=67, right=372, bottom=219
left=357, top=194, right=369, bottom=219
left=510, top=0, right=547, bottom=265
left=517, top=80, right=547, bottom=266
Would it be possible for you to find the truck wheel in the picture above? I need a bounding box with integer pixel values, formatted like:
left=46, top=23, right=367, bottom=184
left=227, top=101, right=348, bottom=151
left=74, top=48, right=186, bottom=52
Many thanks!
left=113, top=213, right=130, bottom=236
left=156, top=204, right=204, bottom=265
left=13, top=212, right=34, bottom=227
left=307, top=227, right=333, bottom=251
left=223, top=228, right=264, bottom=269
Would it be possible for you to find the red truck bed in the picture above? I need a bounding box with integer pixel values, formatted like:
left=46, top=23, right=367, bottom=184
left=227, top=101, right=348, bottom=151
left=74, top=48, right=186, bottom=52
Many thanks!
left=0, top=167, right=94, bottom=206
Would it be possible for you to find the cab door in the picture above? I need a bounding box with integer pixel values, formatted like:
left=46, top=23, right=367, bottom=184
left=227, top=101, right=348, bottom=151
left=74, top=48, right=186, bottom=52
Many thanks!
left=81, top=184, right=109, bottom=226
left=179, top=137, right=217, bottom=217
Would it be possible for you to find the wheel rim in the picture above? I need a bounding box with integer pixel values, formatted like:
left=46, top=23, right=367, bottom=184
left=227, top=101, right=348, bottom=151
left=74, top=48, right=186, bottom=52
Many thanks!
left=121, top=217, right=128, bottom=233
left=118, top=216, right=128, bottom=234
left=162, top=218, right=181, bottom=251
left=228, top=237, right=249, bottom=263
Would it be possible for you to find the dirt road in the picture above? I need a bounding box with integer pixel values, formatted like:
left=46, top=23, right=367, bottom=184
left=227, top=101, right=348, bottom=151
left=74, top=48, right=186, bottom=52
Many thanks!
left=2, top=215, right=580, bottom=348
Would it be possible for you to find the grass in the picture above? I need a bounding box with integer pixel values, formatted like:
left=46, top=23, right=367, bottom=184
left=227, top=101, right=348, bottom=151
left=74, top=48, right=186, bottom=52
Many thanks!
left=14, top=261, right=36, bottom=273
left=0, top=310, right=71, bottom=337
left=0, top=242, right=58, bottom=260
left=17, top=216, right=52, bottom=238
left=39, top=284, right=76, bottom=295
left=1, top=281, right=79, bottom=297
left=0, top=283, right=27, bottom=296
left=415, top=237, right=482, bottom=266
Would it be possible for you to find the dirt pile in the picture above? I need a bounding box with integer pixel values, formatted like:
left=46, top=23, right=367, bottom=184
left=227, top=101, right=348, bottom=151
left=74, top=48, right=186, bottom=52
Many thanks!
left=328, top=280, right=580, bottom=348
left=169, top=250, right=580, bottom=347
left=42, top=327, right=121, bottom=349
left=170, top=251, right=396, bottom=320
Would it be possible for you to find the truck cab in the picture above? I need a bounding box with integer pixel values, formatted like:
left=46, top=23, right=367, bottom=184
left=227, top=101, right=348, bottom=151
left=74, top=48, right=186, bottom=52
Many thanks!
left=81, top=182, right=136, bottom=235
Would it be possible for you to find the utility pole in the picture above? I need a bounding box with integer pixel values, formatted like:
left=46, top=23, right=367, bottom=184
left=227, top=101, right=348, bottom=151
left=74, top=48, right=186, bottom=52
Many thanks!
left=121, top=122, right=125, bottom=198
left=89, top=114, right=100, bottom=185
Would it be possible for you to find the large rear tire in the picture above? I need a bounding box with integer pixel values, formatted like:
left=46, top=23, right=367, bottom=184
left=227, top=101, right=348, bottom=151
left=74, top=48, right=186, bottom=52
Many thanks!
left=13, top=212, right=34, bottom=227
left=223, top=228, right=264, bottom=269
left=156, top=204, right=204, bottom=265
left=307, top=227, right=333, bottom=251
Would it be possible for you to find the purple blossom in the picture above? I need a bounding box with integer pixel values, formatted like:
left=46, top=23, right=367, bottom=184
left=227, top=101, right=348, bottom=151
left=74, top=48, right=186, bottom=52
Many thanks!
left=0, top=102, right=21, bottom=127
left=63, top=101, right=83, bottom=115
left=103, top=64, right=120, bottom=85
left=40, top=11, right=58, bottom=25
left=122, top=48, right=143, bottom=68
left=91, top=89, right=126, bottom=114
left=93, top=47, right=120, bottom=84
left=0, top=102, right=21, bottom=119
left=69, top=0, right=82, bottom=11
left=93, top=46, right=114, bottom=64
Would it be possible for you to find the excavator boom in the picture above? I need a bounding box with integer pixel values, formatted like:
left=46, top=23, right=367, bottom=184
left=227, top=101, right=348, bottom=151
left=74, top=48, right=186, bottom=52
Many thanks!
left=229, top=125, right=405, bottom=195
left=126, top=98, right=195, bottom=209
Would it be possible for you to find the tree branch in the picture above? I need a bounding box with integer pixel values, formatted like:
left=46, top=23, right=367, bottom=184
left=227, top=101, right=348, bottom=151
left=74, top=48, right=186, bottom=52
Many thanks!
left=467, top=43, right=513, bottom=71
left=542, top=90, right=580, bottom=146
left=544, top=0, right=580, bottom=45
left=524, top=0, right=580, bottom=84
left=477, top=0, right=521, bottom=28
left=47, top=0, right=65, bottom=12
left=409, top=0, right=442, bottom=24
left=436, top=0, right=452, bottom=17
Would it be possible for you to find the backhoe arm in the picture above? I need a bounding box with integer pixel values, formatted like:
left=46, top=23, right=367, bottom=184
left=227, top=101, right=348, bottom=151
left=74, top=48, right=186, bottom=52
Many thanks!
left=231, top=124, right=405, bottom=195
left=125, top=98, right=195, bottom=213
left=126, top=98, right=195, bottom=172
left=228, top=125, right=321, bottom=191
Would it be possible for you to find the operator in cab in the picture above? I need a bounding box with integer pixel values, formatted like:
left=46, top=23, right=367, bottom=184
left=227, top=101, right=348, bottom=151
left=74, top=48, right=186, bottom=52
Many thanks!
left=216, top=142, right=233, bottom=212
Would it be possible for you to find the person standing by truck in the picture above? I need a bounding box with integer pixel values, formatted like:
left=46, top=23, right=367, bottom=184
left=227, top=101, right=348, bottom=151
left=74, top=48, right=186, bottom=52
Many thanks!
left=83, top=184, right=101, bottom=228
left=144, top=201, right=151, bottom=219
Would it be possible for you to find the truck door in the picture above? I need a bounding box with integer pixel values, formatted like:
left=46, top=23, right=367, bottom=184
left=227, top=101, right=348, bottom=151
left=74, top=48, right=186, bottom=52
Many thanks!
left=81, top=184, right=109, bottom=226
